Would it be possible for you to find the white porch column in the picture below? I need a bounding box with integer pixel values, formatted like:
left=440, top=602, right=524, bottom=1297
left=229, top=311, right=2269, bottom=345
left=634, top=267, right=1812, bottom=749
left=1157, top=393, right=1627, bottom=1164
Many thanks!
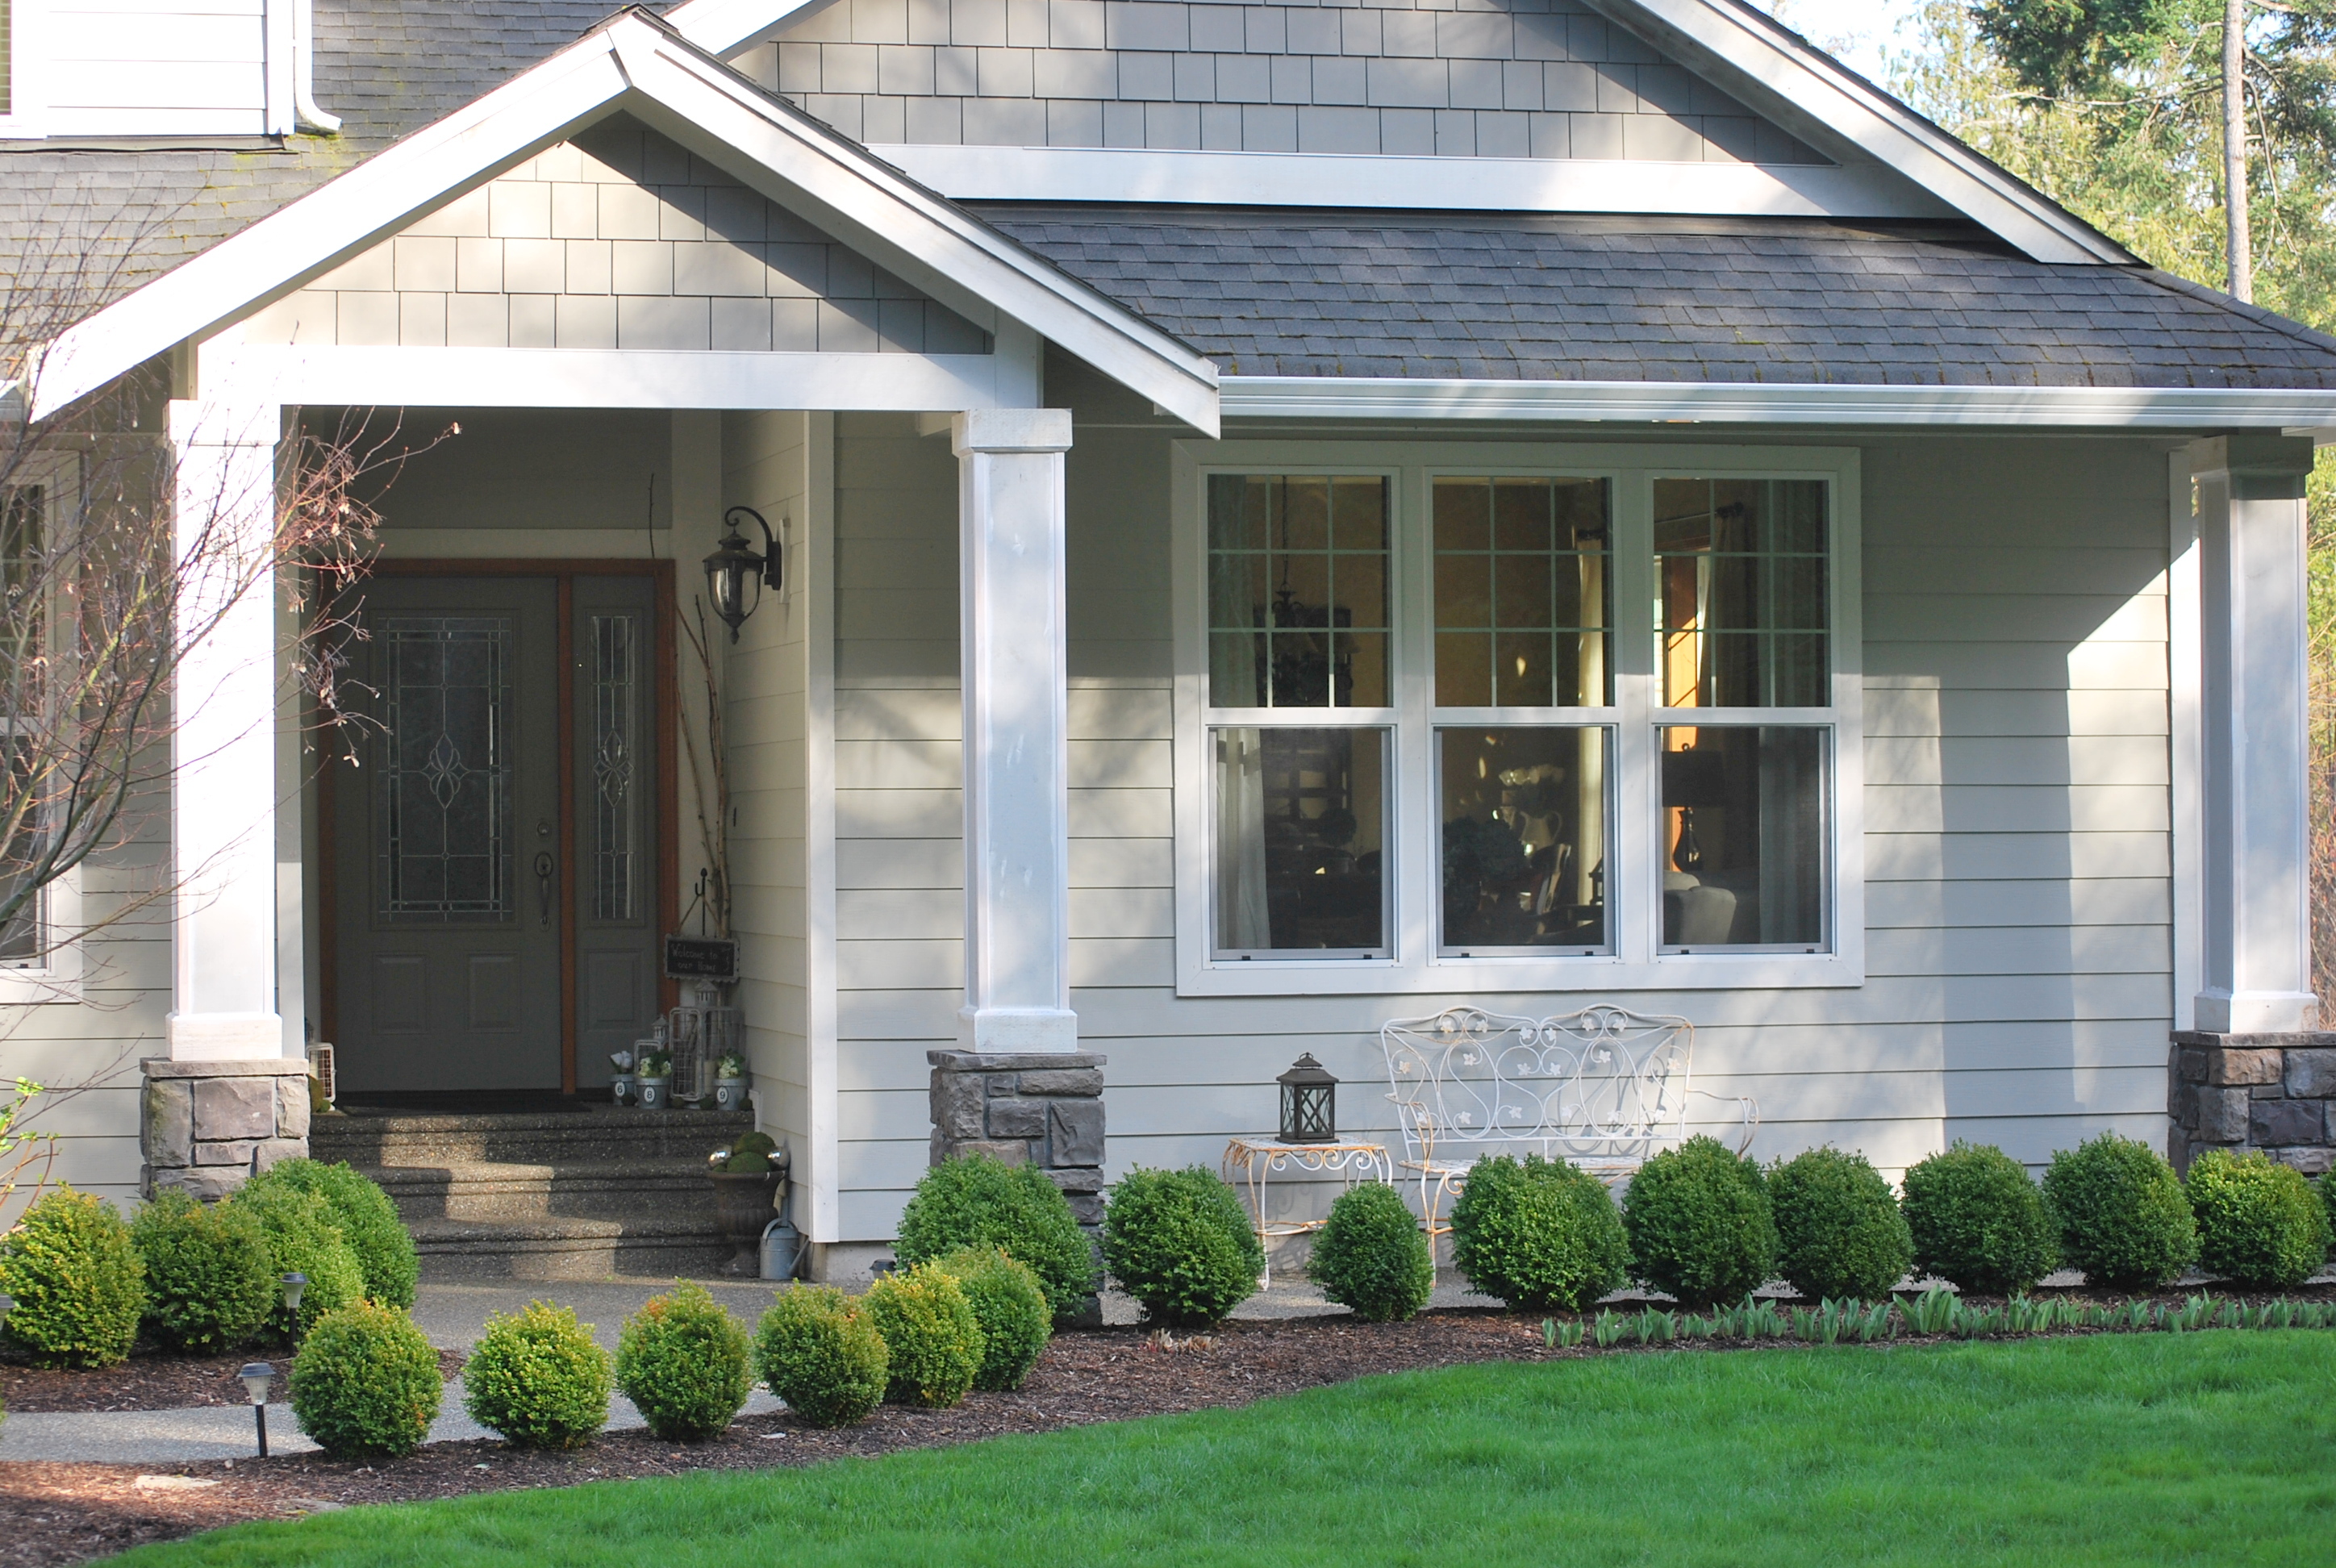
left=165, top=399, right=285, bottom=1060
left=953, top=408, right=1076, bottom=1054
left=2192, top=433, right=2320, bottom=1035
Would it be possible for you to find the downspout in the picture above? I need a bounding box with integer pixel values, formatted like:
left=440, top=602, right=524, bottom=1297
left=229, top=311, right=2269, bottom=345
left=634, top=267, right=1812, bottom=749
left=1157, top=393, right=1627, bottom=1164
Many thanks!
left=292, top=0, right=340, bottom=133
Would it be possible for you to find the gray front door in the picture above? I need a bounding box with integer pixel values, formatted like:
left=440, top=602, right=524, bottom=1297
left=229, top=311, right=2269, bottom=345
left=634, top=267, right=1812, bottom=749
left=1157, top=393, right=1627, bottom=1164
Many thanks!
left=331, top=574, right=662, bottom=1095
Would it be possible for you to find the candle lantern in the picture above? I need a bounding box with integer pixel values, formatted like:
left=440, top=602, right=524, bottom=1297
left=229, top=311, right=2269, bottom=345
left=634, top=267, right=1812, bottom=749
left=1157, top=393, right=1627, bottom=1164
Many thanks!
left=1277, top=1053, right=1337, bottom=1145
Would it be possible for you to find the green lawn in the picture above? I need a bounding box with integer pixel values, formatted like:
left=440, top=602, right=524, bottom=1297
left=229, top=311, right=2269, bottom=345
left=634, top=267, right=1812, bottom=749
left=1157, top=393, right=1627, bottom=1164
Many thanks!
left=123, top=1332, right=2336, bottom=1567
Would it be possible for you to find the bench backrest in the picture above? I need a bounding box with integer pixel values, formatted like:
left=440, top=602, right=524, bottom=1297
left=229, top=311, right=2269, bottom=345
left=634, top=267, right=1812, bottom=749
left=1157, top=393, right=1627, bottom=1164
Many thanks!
left=1379, top=1005, right=1696, bottom=1174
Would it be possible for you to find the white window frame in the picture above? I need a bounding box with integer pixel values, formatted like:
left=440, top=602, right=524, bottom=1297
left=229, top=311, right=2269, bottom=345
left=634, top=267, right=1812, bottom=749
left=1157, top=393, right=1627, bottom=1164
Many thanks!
left=0, top=0, right=44, bottom=140
left=1169, top=439, right=1864, bottom=998
left=0, top=448, right=83, bottom=1002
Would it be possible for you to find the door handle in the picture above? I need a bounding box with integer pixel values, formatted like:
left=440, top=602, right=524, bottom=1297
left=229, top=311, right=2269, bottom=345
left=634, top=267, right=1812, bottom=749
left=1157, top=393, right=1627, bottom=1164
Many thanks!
left=534, top=852, right=556, bottom=928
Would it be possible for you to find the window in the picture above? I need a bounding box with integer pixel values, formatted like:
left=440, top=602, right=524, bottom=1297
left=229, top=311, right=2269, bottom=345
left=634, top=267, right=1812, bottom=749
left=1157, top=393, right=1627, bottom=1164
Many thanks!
left=1174, top=444, right=1863, bottom=995
left=0, top=453, right=81, bottom=997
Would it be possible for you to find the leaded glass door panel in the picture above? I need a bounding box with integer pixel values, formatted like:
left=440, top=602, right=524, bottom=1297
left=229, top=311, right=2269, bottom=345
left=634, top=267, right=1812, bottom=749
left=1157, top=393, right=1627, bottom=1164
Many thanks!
left=571, top=573, right=661, bottom=1085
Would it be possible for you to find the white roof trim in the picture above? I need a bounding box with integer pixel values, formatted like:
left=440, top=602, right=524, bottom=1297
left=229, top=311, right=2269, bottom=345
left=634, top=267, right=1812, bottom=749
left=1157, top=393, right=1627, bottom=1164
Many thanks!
left=666, top=0, right=831, bottom=55
left=1220, top=377, right=2336, bottom=429
left=873, top=145, right=1955, bottom=219
left=31, top=13, right=1220, bottom=432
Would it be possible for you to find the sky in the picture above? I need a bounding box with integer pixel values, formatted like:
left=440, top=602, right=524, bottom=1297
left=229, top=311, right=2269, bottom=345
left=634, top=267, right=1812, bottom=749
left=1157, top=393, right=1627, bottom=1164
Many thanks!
left=1750, top=0, right=1928, bottom=85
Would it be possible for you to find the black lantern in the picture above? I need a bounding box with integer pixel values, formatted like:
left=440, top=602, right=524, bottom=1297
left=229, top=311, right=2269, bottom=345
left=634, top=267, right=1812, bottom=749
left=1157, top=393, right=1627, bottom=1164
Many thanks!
left=703, top=506, right=784, bottom=642
left=1277, top=1053, right=1337, bottom=1144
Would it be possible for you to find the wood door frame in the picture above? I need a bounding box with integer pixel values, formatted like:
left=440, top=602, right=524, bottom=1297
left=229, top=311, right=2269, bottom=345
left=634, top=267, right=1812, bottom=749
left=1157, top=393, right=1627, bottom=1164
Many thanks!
left=317, top=558, right=682, bottom=1096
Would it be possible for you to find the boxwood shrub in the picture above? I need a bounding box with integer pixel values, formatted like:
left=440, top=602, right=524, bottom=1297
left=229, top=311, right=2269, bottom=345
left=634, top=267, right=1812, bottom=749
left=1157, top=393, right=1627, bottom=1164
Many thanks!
left=1900, top=1142, right=2056, bottom=1295
left=2042, top=1132, right=2196, bottom=1292
left=0, top=1186, right=146, bottom=1369
left=866, top=1264, right=984, bottom=1408
left=2322, top=1174, right=2336, bottom=1261
left=225, top=1180, right=366, bottom=1340
left=244, top=1160, right=418, bottom=1308
left=1622, top=1136, right=1777, bottom=1311
left=1102, top=1166, right=1264, bottom=1329
left=895, top=1154, right=1098, bottom=1324
left=131, top=1191, right=275, bottom=1353
left=1767, top=1148, right=1913, bottom=1303
left=1307, top=1182, right=1434, bottom=1323
left=613, top=1282, right=753, bottom=1442
left=461, top=1300, right=611, bottom=1450
left=753, top=1286, right=889, bottom=1427
left=2184, top=1149, right=2331, bottom=1291
left=1450, top=1153, right=1629, bottom=1314
left=288, top=1300, right=442, bottom=1460
left=932, top=1247, right=1050, bottom=1391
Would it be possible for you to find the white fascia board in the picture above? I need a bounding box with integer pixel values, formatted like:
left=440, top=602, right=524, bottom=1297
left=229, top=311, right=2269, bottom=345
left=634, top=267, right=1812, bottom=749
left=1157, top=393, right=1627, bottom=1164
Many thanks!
left=665, top=0, right=833, bottom=54
left=608, top=30, right=1219, bottom=432
left=200, top=343, right=1020, bottom=411
left=870, top=144, right=1954, bottom=219
left=1220, top=377, right=2336, bottom=429
left=1586, top=0, right=2129, bottom=265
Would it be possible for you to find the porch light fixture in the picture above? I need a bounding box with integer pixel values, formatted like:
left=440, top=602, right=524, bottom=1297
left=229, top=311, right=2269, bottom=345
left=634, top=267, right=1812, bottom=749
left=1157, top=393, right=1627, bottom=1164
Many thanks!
left=1277, top=1053, right=1337, bottom=1145
left=239, top=1362, right=276, bottom=1457
left=703, top=506, right=784, bottom=642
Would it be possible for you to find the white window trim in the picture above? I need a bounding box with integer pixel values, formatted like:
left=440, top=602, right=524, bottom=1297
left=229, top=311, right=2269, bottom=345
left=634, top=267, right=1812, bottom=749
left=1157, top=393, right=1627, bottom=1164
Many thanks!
left=1169, top=438, right=1864, bottom=999
left=0, top=447, right=81, bottom=1002
left=0, top=0, right=44, bottom=141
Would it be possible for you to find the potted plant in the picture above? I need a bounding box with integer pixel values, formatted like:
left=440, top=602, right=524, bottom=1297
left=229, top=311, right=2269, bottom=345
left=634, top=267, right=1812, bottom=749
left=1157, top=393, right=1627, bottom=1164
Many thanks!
left=608, top=1049, right=637, bottom=1108
left=707, top=1133, right=786, bottom=1274
left=636, top=1048, right=674, bottom=1111
left=711, top=1051, right=750, bottom=1113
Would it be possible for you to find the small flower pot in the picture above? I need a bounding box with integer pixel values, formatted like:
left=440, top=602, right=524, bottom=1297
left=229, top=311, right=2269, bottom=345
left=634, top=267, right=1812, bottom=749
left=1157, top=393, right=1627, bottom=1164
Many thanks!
left=609, top=1074, right=636, bottom=1107
left=637, top=1074, right=672, bottom=1111
left=709, top=1170, right=779, bottom=1274
left=711, top=1074, right=749, bottom=1112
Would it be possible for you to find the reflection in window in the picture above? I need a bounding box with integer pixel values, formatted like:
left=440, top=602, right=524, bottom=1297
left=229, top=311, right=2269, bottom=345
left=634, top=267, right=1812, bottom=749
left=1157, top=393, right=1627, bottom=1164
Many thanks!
left=0, top=486, right=40, bottom=962
left=1213, top=727, right=1387, bottom=953
left=1438, top=728, right=1607, bottom=953
left=1659, top=726, right=1827, bottom=949
left=1656, top=478, right=1828, bottom=707
left=590, top=614, right=639, bottom=924
left=1433, top=477, right=1610, bottom=707
left=1207, top=475, right=1388, bottom=708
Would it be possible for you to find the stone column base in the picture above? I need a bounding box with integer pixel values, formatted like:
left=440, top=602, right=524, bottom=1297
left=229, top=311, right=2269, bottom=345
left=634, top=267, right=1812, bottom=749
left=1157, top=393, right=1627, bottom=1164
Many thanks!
left=927, top=1050, right=1106, bottom=1219
left=2169, top=1031, right=2336, bottom=1175
left=141, top=1057, right=312, bottom=1200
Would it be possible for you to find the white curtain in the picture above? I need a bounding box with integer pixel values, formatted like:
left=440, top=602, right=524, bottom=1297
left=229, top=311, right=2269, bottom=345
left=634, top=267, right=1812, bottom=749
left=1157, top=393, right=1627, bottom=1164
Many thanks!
left=1214, top=728, right=1270, bottom=950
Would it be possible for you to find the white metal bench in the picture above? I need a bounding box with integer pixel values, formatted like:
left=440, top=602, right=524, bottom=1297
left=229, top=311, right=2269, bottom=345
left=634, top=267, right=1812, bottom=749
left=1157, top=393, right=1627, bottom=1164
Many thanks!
left=1379, top=1005, right=1758, bottom=1235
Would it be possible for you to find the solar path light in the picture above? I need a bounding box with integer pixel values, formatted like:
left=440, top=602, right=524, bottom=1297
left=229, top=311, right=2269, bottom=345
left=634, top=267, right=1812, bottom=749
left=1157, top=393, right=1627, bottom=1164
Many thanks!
left=239, top=1362, right=276, bottom=1457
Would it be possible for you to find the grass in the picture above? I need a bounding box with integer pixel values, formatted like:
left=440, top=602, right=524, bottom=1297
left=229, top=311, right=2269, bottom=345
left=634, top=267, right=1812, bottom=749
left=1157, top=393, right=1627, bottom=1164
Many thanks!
left=123, top=1332, right=2336, bottom=1567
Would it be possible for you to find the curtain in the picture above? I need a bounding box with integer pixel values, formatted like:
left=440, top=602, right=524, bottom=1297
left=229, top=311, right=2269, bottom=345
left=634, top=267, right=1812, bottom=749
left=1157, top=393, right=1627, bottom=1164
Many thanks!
left=1214, top=727, right=1270, bottom=950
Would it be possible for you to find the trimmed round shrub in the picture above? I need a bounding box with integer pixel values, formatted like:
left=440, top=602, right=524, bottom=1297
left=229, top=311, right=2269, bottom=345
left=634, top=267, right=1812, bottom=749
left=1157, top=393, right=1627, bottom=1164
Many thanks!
left=865, top=1264, right=983, bottom=1408
left=1622, top=1136, right=1777, bottom=1311
left=1102, top=1166, right=1264, bottom=1330
left=0, top=1186, right=146, bottom=1369
left=1308, top=1182, right=1434, bottom=1323
left=1450, top=1153, right=1629, bottom=1314
left=2184, top=1149, right=2332, bottom=1290
left=131, top=1191, right=275, bottom=1353
left=895, top=1154, right=1097, bottom=1324
left=2042, top=1132, right=2196, bottom=1292
left=753, top=1287, right=888, bottom=1428
left=225, top=1180, right=366, bottom=1340
left=932, top=1247, right=1051, bottom=1391
left=244, top=1160, right=418, bottom=1309
left=613, top=1281, right=753, bottom=1442
left=1767, top=1148, right=1913, bottom=1303
left=461, top=1300, right=611, bottom=1450
left=1900, top=1142, right=2057, bottom=1296
left=2322, top=1174, right=2336, bottom=1261
left=288, top=1300, right=442, bottom=1460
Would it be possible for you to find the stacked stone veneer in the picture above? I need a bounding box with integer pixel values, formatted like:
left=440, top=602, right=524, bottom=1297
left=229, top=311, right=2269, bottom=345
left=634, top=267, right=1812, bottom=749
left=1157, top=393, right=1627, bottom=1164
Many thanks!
left=928, top=1050, right=1106, bottom=1225
left=141, top=1058, right=312, bottom=1200
left=2169, top=1032, right=2336, bottom=1175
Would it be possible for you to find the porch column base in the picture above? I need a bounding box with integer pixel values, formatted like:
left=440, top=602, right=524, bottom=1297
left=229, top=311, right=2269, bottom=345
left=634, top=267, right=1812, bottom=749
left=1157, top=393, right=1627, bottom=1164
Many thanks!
left=956, top=1005, right=1078, bottom=1055
left=2168, top=1030, right=2336, bottom=1175
left=140, top=1057, right=312, bottom=1200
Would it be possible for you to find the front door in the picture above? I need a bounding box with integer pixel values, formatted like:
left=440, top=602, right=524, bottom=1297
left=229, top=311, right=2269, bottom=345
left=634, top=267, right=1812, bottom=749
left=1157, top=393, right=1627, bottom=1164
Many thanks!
left=330, top=573, right=662, bottom=1095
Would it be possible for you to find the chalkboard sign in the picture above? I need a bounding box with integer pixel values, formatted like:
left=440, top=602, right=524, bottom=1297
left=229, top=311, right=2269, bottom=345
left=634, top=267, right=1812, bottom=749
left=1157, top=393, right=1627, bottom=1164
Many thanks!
left=663, top=936, right=739, bottom=982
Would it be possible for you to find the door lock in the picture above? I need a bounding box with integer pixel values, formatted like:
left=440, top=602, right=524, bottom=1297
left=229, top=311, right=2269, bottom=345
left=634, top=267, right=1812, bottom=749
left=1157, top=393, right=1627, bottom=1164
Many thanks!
left=534, top=851, right=556, bottom=927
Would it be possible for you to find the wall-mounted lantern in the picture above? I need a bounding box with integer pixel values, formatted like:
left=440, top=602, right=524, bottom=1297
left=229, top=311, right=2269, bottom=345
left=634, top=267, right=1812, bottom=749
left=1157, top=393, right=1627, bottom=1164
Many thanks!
left=703, top=506, right=785, bottom=642
left=1278, top=1053, right=1337, bottom=1144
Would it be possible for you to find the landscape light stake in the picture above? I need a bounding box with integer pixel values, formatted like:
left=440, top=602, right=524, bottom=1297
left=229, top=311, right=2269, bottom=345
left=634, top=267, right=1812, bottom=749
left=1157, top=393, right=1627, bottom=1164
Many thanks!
left=281, top=1272, right=307, bottom=1339
left=239, top=1362, right=275, bottom=1457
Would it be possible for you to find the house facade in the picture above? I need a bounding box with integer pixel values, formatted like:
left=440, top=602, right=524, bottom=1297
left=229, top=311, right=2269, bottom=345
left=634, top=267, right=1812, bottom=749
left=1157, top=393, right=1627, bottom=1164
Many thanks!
left=4, top=0, right=2331, bottom=1278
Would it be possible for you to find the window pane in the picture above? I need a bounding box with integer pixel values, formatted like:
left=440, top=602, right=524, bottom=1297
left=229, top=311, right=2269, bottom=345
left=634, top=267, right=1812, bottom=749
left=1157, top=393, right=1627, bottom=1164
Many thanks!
left=1207, top=475, right=1391, bottom=707
left=1654, top=477, right=1829, bottom=707
left=1658, top=726, right=1827, bottom=949
left=1438, top=728, right=1608, bottom=952
left=1212, top=727, right=1387, bottom=954
left=590, top=614, right=640, bottom=924
left=377, top=616, right=514, bottom=923
left=1433, top=477, right=1609, bottom=707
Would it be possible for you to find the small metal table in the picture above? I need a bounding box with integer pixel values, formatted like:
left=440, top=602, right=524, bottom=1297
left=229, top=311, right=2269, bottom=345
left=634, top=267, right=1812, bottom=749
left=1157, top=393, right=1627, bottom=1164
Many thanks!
left=1220, top=1136, right=1394, bottom=1287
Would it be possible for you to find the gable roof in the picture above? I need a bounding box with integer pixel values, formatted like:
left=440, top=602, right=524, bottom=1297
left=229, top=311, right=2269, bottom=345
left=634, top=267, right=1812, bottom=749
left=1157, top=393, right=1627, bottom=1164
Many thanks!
left=29, top=10, right=1221, bottom=430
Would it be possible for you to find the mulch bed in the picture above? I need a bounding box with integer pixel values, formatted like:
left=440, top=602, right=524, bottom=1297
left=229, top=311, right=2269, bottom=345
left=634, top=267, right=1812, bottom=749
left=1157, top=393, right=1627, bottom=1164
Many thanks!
left=2, top=1350, right=469, bottom=1415
left=6, top=1285, right=2334, bottom=1568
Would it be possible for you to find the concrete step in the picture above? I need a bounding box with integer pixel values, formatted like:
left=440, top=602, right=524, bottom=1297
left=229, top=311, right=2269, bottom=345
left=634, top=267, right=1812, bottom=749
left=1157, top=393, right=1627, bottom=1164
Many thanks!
left=406, top=1214, right=747, bottom=1282
left=362, top=1158, right=732, bottom=1224
left=311, top=1106, right=752, bottom=1166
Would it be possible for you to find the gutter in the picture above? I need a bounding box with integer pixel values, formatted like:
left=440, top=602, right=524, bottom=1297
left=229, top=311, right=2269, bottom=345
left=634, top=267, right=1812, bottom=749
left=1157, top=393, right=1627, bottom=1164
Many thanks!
left=1216, top=377, right=2336, bottom=434
left=292, top=0, right=340, bottom=134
